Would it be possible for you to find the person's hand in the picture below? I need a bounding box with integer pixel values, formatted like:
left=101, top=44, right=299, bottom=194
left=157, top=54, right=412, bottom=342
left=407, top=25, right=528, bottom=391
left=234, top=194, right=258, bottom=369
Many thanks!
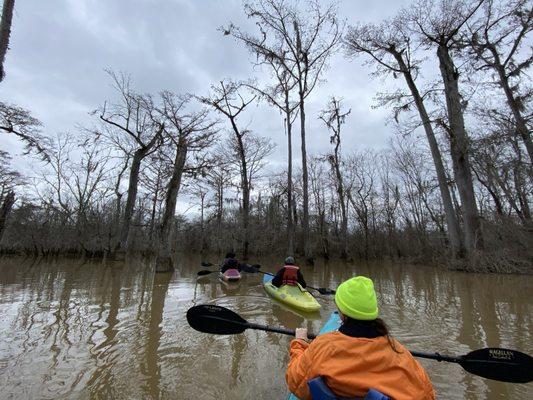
left=295, top=328, right=308, bottom=340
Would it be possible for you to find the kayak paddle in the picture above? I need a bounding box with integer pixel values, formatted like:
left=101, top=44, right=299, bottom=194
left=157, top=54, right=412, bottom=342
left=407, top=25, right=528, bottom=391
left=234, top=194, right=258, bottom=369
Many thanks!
left=410, top=348, right=533, bottom=384
left=197, top=269, right=217, bottom=276
left=239, top=264, right=336, bottom=295
left=186, top=305, right=533, bottom=384
left=187, top=303, right=315, bottom=339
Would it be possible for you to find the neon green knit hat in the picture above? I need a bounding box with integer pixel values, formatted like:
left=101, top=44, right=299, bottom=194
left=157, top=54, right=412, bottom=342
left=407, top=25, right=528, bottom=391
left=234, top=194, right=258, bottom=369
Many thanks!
left=335, top=276, right=378, bottom=320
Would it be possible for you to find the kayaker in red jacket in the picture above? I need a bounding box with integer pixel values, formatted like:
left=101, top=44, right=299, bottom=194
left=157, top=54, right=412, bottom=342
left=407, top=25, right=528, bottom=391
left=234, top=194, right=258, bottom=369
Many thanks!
left=271, top=257, right=306, bottom=288
left=286, top=276, right=436, bottom=400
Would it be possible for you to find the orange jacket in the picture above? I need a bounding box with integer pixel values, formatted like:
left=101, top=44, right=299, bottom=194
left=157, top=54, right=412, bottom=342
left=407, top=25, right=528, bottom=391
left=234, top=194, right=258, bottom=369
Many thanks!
left=287, top=332, right=436, bottom=400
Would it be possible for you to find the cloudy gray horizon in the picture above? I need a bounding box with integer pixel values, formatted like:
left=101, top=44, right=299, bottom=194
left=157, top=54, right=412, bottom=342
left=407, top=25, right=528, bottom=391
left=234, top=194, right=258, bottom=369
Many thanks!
left=2, top=0, right=413, bottom=195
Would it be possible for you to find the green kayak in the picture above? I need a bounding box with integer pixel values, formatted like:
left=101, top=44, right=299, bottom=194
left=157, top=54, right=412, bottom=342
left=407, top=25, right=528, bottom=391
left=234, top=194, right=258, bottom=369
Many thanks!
left=263, top=274, right=321, bottom=312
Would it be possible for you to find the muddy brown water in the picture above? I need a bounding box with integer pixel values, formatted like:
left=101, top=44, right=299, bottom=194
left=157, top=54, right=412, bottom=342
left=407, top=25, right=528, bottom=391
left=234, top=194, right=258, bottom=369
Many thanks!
left=0, top=256, right=531, bottom=399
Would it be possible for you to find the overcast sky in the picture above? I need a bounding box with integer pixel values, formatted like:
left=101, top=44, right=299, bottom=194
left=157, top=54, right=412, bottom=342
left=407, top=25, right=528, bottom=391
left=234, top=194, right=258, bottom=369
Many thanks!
left=1, top=0, right=417, bottom=196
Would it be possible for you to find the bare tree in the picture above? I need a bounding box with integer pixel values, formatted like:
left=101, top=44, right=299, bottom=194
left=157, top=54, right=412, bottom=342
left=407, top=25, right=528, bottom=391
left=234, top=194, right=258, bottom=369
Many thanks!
left=0, top=151, right=18, bottom=242
left=0, top=189, right=13, bottom=241
left=244, top=61, right=299, bottom=255
left=466, top=0, right=533, bottom=163
left=140, top=152, right=168, bottom=241
left=0, top=0, right=15, bottom=82
left=345, top=19, right=464, bottom=257
left=0, top=150, right=22, bottom=197
left=407, top=0, right=485, bottom=255
left=227, top=0, right=341, bottom=261
left=155, top=92, right=217, bottom=271
left=98, top=72, right=163, bottom=252
left=40, top=133, right=112, bottom=253
left=319, top=96, right=350, bottom=259
left=197, top=80, right=256, bottom=259
left=470, top=107, right=532, bottom=223
left=0, top=101, right=50, bottom=161
left=377, top=151, right=401, bottom=258
left=204, top=151, right=234, bottom=253
left=183, top=178, right=212, bottom=254
left=309, top=157, right=330, bottom=258
left=223, top=126, right=276, bottom=258
left=392, top=136, right=446, bottom=235
left=345, top=151, right=378, bottom=261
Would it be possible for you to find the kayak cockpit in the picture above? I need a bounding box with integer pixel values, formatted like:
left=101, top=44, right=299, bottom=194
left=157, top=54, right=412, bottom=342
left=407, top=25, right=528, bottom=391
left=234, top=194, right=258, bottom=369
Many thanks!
left=307, top=376, right=390, bottom=400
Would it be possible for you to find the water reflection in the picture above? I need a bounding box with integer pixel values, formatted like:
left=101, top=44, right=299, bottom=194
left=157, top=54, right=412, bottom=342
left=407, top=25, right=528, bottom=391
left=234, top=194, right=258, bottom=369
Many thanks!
left=0, top=256, right=531, bottom=399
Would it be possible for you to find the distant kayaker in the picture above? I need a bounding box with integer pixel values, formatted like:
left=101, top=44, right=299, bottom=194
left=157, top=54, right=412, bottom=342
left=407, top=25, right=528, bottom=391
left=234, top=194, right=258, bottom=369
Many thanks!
left=286, top=276, right=436, bottom=400
left=271, top=257, right=307, bottom=288
left=220, top=252, right=241, bottom=273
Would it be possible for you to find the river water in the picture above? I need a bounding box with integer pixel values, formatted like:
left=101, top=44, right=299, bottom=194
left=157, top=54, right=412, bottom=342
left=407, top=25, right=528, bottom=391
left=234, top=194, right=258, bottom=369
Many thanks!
left=0, top=256, right=531, bottom=399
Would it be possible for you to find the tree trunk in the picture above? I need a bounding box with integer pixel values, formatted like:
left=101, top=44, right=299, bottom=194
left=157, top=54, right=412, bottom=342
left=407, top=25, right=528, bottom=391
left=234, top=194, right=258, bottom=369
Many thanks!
left=118, top=130, right=161, bottom=252
left=119, top=147, right=145, bottom=251
left=393, top=50, right=464, bottom=258
left=239, top=148, right=250, bottom=260
left=332, top=144, right=348, bottom=259
left=513, top=165, right=531, bottom=222
left=230, top=117, right=250, bottom=260
left=0, top=0, right=15, bottom=82
left=0, top=190, right=14, bottom=242
left=488, top=46, right=533, bottom=164
left=336, top=165, right=348, bottom=260
left=216, top=178, right=224, bottom=253
left=437, top=44, right=483, bottom=255
left=199, top=191, right=206, bottom=252
left=158, top=139, right=187, bottom=271
left=472, top=167, right=504, bottom=217
left=285, top=98, right=295, bottom=256
left=299, top=92, right=312, bottom=261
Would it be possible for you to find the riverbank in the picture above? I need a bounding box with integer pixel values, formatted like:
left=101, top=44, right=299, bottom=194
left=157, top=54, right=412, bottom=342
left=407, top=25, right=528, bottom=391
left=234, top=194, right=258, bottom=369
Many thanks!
left=1, top=244, right=531, bottom=275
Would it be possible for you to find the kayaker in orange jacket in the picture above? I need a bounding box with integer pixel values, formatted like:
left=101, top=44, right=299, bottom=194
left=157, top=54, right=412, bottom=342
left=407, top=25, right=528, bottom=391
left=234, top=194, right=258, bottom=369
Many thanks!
left=286, top=276, right=436, bottom=400
left=272, top=257, right=307, bottom=288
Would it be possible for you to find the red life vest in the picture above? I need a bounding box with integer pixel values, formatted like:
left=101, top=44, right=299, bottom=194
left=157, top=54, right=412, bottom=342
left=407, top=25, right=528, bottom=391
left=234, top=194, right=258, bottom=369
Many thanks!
left=282, top=265, right=299, bottom=286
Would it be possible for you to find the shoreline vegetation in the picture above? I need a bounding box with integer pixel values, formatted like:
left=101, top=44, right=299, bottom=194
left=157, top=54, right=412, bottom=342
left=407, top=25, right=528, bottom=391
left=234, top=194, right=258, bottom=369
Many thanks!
left=0, top=216, right=530, bottom=275
left=1, top=0, right=532, bottom=275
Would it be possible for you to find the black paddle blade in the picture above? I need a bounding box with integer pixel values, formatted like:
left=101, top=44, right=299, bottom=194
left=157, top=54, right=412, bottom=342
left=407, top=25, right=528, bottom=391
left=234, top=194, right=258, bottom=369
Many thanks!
left=201, top=262, right=213, bottom=267
left=461, top=348, right=533, bottom=383
left=197, top=270, right=214, bottom=276
left=187, top=305, right=249, bottom=335
left=317, top=288, right=336, bottom=295
left=240, top=264, right=261, bottom=273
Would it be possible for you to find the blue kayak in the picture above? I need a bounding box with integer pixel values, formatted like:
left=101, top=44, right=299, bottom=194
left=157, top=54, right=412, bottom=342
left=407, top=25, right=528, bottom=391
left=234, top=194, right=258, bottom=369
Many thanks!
left=287, top=311, right=341, bottom=400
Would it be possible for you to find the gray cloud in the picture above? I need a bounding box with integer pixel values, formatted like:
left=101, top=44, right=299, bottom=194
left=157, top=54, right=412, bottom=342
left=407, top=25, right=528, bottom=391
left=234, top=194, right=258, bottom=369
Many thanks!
left=2, top=0, right=412, bottom=175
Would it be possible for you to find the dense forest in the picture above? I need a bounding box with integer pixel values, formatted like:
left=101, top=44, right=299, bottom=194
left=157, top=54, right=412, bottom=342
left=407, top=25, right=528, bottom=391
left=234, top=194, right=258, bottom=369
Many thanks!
left=0, top=0, right=531, bottom=273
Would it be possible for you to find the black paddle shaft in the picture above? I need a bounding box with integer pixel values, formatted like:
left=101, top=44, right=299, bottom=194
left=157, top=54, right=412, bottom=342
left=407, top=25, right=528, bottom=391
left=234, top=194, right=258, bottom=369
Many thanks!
left=187, top=305, right=318, bottom=338
left=239, top=265, right=336, bottom=295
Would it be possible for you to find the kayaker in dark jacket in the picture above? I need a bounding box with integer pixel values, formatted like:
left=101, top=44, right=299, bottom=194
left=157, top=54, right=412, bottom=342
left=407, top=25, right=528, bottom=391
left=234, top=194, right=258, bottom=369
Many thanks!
left=286, top=276, right=436, bottom=400
left=272, top=257, right=306, bottom=288
left=220, top=252, right=241, bottom=273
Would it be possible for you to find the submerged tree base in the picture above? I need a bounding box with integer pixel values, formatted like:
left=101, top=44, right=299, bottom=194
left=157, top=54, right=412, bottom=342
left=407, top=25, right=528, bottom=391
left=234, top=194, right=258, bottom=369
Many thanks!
left=1, top=246, right=530, bottom=275
left=446, top=250, right=533, bottom=275
left=155, top=255, right=175, bottom=273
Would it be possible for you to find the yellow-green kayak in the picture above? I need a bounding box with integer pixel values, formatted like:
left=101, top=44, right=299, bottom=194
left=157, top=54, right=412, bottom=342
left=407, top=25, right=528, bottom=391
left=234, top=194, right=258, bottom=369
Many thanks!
left=263, top=274, right=321, bottom=312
